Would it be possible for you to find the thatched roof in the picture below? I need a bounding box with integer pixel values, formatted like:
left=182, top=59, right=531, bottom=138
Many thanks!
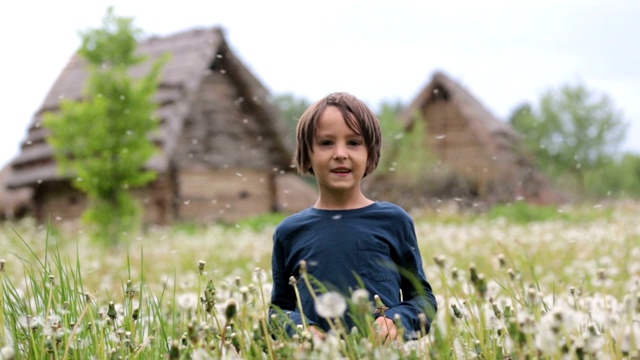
left=401, top=70, right=522, bottom=157
left=7, top=26, right=292, bottom=189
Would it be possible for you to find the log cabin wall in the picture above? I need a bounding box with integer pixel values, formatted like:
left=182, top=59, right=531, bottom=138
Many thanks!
left=35, top=173, right=174, bottom=226
left=33, top=183, right=86, bottom=223
left=177, top=167, right=273, bottom=223
left=133, top=173, right=175, bottom=226
left=173, top=70, right=281, bottom=223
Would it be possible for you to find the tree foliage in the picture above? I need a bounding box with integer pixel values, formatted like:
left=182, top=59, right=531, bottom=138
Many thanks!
left=585, top=153, right=640, bottom=198
left=44, top=8, right=167, bottom=245
left=376, top=102, right=438, bottom=182
left=272, top=92, right=311, bottom=143
left=509, top=83, right=628, bottom=195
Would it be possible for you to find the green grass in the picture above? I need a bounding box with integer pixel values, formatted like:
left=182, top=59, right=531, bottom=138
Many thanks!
left=0, top=200, right=638, bottom=359
left=484, top=200, right=613, bottom=224
left=232, top=212, right=289, bottom=232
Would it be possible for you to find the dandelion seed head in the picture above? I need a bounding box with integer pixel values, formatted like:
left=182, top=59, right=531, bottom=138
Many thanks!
left=496, top=253, right=506, bottom=267
left=351, top=288, right=372, bottom=313
left=252, top=267, right=267, bottom=283
left=177, top=292, right=198, bottom=311
left=583, top=328, right=605, bottom=353
left=315, top=291, right=347, bottom=319
left=433, top=254, right=446, bottom=268
left=1, top=345, right=15, bottom=359
left=2, top=325, right=15, bottom=357
left=262, top=283, right=273, bottom=300
left=18, top=315, right=43, bottom=330
left=486, top=280, right=502, bottom=299
left=351, top=288, right=370, bottom=303
left=191, top=348, right=210, bottom=360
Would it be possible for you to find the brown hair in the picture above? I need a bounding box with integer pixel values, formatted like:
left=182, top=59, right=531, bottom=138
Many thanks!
left=294, top=92, right=381, bottom=177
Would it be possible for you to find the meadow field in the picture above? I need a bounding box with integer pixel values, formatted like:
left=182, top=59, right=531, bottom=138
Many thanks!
left=0, top=200, right=639, bottom=359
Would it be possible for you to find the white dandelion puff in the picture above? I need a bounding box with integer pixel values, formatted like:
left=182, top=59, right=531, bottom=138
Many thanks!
left=315, top=291, right=347, bottom=319
left=251, top=267, right=268, bottom=283
left=351, top=288, right=370, bottom=304
left=1, top=345, right=15, bottom=360
left=351, top=288, right=372, bottom=313
left=176, top=292, right=198, bottom=311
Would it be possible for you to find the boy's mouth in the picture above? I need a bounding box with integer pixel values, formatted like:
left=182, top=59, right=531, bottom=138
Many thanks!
left=331, top=167, right=351, bottom=174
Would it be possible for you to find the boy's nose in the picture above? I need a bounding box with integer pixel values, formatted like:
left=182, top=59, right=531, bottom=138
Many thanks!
left=333, top=144, right=348, bottom=159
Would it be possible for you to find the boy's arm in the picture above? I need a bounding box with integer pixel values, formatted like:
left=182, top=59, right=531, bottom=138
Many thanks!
left=382, top=270, right=436, bottom=339
left=383, top=221, right=437, bottom=339
left=269, top=237, right=319, bottom=336
left=268, top=278, right=310, bottom=336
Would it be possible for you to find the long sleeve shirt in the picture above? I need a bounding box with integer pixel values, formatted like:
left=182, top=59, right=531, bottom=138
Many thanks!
left=269, top=201, right=437, bottom=339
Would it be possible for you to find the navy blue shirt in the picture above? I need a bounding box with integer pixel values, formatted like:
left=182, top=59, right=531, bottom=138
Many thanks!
left=270, top=202, right=436, bottom=339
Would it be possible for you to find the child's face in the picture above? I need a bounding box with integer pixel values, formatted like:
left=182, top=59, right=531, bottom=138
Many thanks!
left=310, top=106, right=368, bottom=196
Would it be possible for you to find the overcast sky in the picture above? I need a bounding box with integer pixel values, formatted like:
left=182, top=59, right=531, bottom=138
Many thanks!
left=1, top=0, right=639, bottom=168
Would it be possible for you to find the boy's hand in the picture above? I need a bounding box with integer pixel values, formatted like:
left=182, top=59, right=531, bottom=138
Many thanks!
left=308, top=325, right=325, bottom=340
left=373, top=316, right=400, bottom=344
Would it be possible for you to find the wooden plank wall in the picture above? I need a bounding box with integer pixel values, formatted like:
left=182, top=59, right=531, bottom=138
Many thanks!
left=36, top=184, right=86, bottom=223
left=177, top=167, right=273, bottom=223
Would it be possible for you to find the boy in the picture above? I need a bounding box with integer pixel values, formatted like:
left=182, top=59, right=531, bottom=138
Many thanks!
left=269, top=92, right=436, bottom=342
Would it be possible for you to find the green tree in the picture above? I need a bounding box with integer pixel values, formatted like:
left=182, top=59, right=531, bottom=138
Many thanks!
left=585, top=153, right=640, bottom=198
left=44, top=8, right=167, bottom=245
left=376, top=102, right=437, bottom=182
left=273, top=92, right=310, bottom=142
left=509, top=83, right=628, bottom=195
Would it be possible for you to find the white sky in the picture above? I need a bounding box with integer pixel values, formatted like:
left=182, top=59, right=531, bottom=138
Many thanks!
left=1, top=0, right=639, bottom=167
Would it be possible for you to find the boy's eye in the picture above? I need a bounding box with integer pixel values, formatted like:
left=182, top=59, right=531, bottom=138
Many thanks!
left=348, top=140, right=362, bottom=146
left=318, top=140, right=333, bottom=146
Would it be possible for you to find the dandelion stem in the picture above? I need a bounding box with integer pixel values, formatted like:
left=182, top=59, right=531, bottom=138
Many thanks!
left=291, top=279, right=309, bottom=330
left=61, top=302, right=91, bottom=360
left=255, top=270, right=276, bottom=360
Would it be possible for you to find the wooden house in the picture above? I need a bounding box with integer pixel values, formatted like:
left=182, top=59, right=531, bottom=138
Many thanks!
left=5, top=26, right=316, bottom=225
left=0, top=164, right=33, bottom=220
left=372, top=71, right=555, bottom=205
